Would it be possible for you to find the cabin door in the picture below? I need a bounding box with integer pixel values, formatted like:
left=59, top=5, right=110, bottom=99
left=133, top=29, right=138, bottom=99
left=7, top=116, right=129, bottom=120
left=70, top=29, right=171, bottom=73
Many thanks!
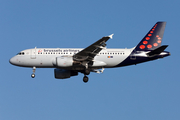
left=31, top=47, right=36, bottom=59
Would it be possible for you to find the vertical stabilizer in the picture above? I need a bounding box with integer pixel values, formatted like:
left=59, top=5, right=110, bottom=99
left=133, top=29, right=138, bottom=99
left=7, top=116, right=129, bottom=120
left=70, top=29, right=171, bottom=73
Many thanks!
left=135, top=22, right=166, bottom=51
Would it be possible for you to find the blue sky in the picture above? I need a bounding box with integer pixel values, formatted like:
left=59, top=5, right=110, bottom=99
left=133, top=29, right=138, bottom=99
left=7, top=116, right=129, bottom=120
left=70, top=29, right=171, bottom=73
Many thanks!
left=1, top=0, right=180, bottom=120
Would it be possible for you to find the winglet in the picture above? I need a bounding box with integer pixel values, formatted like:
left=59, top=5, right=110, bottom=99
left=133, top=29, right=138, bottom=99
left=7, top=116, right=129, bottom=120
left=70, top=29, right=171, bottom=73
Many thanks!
left=108, top=34, right=114, bottom=39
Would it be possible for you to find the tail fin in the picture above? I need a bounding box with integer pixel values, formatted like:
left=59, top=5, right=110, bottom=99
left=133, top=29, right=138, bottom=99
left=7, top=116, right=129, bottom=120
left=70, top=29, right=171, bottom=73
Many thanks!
left=135, top=22, right=166, bottom=51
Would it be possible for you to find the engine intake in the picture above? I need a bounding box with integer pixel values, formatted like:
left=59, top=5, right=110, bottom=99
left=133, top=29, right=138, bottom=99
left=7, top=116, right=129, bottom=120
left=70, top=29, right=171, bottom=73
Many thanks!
left=54, top=69, right=78, bottom=79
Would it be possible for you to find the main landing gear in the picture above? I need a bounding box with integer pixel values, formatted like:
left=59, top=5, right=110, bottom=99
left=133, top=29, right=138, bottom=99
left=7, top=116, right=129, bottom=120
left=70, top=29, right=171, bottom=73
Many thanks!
left=83, top=69, right=90, bottom=83
left=31, top=67, right=36, bottom=78
left=82, top=68, right=105, bottom=83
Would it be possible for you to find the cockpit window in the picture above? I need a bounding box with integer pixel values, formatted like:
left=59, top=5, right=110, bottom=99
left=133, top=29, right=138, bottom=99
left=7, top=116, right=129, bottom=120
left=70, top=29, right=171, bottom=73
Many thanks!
left=17, top=52, right=25, bottom=55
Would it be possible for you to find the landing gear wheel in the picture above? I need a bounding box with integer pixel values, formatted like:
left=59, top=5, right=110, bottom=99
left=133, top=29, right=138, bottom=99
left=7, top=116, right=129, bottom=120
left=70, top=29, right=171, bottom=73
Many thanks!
left=83, top=76, right=89, bottom=83
left=85, top=69, right=90, bottom=75
left=31, top=73, right=35, bottom=78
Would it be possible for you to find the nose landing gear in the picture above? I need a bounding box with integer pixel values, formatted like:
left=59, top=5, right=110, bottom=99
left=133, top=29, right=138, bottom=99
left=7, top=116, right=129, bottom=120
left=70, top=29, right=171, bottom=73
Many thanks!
left=31, top=73, right=35, bottom=78
left=31, top=67, right=36, bottom=78
left=83, top=75, right=89, bottom=83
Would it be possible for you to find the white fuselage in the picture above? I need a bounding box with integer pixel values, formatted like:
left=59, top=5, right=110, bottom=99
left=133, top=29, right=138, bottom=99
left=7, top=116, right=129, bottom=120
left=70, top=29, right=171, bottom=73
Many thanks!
left=10, top=47, right=134, bottom=68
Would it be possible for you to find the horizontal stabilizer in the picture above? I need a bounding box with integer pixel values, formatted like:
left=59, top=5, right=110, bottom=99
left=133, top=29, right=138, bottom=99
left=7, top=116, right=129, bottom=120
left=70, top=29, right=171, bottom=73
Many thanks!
left=147, top=45, right=168, bottom=57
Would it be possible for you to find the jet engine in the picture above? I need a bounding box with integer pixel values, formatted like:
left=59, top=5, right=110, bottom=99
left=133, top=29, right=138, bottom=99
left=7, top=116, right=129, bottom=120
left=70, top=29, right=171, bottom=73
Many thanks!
left=54, top=56, right=73, bottom=67
left=54, top=69, right=78, bottom=79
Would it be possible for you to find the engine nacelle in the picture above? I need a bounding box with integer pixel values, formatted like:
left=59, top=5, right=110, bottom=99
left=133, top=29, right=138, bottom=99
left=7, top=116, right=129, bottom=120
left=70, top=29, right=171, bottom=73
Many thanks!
left=54, top=56, right=73, bottom=67
left=54, top=69, right=78, bottom=79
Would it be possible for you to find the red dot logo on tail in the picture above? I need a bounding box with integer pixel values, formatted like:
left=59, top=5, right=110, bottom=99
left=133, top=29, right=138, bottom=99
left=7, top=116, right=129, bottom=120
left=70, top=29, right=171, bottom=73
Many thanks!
left=153, top=43, right=158, bottom=47
left=146, top=37, right=150, bottom=40
left=143, top=41, right=148, bottom=44
left=140, top=45, right=145, bottom=49
left=157, top=40, right=161, bottom=43
left=147, top=45, right=152, bottom=48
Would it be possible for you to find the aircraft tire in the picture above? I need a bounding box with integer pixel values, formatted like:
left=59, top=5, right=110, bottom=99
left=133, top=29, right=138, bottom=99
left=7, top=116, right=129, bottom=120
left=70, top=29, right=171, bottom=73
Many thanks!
left=85, top=69, right=90, bottom=75
left=83, top=76, right=88, bottom=83
left=31, top=73, right=35, bottom=78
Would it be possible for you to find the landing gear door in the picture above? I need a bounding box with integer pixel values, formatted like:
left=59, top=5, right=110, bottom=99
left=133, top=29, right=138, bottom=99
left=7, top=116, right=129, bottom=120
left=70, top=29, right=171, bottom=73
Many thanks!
left=31, top=48, right=36, bottom=59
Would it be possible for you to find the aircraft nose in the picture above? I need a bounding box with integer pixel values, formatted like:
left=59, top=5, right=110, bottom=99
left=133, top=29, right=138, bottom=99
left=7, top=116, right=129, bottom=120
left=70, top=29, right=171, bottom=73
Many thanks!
left=9, top=57, right=16, bottom=65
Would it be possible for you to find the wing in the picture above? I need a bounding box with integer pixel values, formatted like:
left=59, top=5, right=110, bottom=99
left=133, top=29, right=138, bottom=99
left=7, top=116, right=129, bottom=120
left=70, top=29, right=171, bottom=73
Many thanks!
left=73, top=34, right=114, bottom=61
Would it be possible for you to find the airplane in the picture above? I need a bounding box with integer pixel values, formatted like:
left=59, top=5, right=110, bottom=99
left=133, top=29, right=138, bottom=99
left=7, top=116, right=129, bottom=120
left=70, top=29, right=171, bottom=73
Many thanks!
left=9, top=22, right=170, bottom=83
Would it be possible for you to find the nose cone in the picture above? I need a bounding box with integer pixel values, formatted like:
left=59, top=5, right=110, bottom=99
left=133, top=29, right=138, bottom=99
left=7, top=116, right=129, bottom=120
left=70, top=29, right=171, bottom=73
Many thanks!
left=9, top=56, right=17, bottom=65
